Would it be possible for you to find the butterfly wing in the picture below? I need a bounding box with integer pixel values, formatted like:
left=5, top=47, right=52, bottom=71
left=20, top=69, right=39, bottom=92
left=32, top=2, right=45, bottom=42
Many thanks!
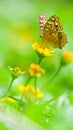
left=56, top=32, right=67, bottom=49
left=42, top=32, right=67, bottom=49
left=43, top=15, right=63, bottom=35
left=42, top=32, right=58, bottom=48
left=42, top=15, right=67, bottom=49
left=39, top=13, right=47, bottom=37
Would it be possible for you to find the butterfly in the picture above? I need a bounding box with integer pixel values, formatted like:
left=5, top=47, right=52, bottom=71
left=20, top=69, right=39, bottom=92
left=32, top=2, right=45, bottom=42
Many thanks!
left=39, top=13, right=67, bottom=49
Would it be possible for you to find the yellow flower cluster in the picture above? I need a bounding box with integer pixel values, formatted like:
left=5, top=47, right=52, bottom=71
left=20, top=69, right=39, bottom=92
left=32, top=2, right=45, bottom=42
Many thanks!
left=9, top=66, right=26, bottom=78
left=62, top=51, right=73, bottom=63
left=28, top=63, right=45, bottom=77
left=61, top=51, right=73, bottom=65
left=1, top=97, right=16, bottom=103
left=18, top=85, right=44, bottom=99
left=32, top=43, right=55, bottom=57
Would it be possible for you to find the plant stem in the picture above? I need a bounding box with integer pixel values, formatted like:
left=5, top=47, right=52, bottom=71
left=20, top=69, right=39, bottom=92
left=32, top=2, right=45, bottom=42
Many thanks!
left=6, top=76, right=15, bottom=97
left=38, top=56, right=45, bottom=65
left=38, top=57, right=42, bottom=64
left=48, top=64, right=61, bottom=84
left=34, top=76, right=37, bottom=98
left=19, top=77, right=31, bottom=105
left=41, top=63, right=62, bottom=90
left=25, top=77, right=31, bottom=86
left=19, top=94, right=24, bottom=108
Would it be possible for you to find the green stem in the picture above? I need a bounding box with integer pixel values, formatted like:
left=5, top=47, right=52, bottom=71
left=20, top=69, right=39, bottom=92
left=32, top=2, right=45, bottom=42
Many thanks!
left=6, top=76, right=15, bottom=96
left=34, top=76, right=37, bottom=98
left=25, top=77, right=31, bottom=86
left=19, top=94, right=24, bottom=108
left=38, top=56, right=45, bottom=65
left=38, top=57, right=42, bottom=64
left=41, top=63, right=62, bottom=90
left=20, top=77, right=31, bottom=105
left=48, top=64, right=61, bottom=84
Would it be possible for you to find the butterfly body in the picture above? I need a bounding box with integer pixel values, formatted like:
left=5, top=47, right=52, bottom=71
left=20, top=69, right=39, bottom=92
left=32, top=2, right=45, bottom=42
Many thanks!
left=39, top=14, right=67, bottom=49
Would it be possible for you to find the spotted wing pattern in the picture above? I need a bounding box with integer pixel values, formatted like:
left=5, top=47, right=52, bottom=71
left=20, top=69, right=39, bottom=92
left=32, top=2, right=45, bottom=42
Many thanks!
left=39, top=14, right=67, bottom=49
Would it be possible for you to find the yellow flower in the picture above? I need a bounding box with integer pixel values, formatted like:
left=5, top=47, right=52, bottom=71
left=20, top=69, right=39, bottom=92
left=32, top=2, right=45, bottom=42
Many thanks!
left=61, top=51, right=73, bottom=65
left=18, top=85, right=44, bottom=99
left=32, top=42, right=39, bottom=50
left=9, top=66, right=26, bottom=78
left=32, top=43, right=55, bottom=57
left=63, top=51, right=73, bottom=62
left=44, top=48, right=55, bottom=56
left=28, top=63, right=45, bottom=77
left=1, top=97, right=16, bottom=103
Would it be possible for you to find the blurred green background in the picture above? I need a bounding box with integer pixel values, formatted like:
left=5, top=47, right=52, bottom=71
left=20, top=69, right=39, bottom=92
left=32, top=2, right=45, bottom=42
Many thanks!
left=0, top=0, right=73, bottom=130
left=0, top=0, right=73, bottom=93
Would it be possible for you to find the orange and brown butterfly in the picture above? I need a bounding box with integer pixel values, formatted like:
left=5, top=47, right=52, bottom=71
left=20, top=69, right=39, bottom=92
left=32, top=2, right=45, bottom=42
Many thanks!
left=39, top=13, right=67, bottom=49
